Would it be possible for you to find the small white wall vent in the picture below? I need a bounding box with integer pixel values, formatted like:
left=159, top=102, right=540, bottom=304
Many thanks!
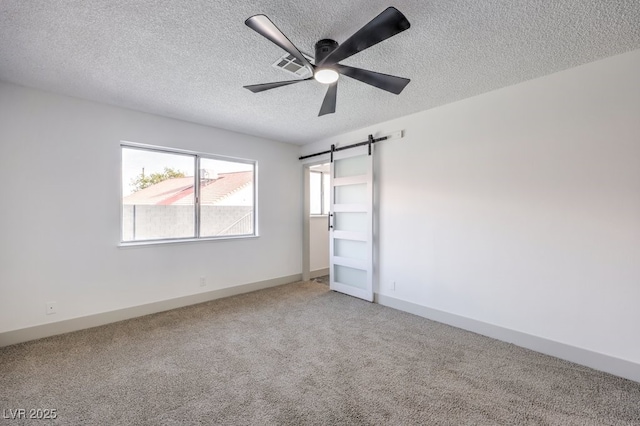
left=272, top=53, right=314, bottom=78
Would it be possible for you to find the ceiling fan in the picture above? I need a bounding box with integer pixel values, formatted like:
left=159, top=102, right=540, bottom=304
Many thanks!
left=243, top=7, right=411, bottom=116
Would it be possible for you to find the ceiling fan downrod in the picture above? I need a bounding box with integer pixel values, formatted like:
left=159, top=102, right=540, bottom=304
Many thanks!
left=314, top=39, right=339, bottom=63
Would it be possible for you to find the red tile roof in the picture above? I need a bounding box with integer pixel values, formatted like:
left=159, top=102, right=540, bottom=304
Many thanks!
left=123, top=171, right=252, bottom=205
left=200, top=171, right=253, bottom=206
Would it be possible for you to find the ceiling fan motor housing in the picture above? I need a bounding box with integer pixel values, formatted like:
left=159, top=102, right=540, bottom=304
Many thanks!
left=314, top=39, right=339, bottom=65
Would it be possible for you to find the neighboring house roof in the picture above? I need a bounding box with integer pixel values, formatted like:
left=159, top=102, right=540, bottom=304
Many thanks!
left=123, top=171, right=252, bottom=205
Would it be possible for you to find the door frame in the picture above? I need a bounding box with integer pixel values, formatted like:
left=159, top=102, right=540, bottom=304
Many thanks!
left=302, top=155, right=331, bottom=282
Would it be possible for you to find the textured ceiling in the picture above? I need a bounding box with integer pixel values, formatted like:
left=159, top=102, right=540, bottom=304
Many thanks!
left=1, top=1, right=639, bottom=145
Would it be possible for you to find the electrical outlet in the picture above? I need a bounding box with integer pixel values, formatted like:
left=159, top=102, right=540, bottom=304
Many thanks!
left=46, top=302, right=57, bottom=315
left=199, top=277, right=206, bottom=287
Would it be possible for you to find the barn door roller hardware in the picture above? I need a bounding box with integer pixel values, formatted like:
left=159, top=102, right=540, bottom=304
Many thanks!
left=299, top=130, right=403, bottom=161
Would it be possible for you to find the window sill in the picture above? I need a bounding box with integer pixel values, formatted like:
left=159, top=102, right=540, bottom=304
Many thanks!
left=119, top=234, right=259, bottom=248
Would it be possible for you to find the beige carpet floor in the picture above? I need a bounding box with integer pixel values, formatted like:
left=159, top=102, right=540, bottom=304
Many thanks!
left=1, top=280, right=639, bottom=425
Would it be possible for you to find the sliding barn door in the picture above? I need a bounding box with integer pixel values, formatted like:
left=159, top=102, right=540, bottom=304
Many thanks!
left=329, top=145, right=374, bottom=302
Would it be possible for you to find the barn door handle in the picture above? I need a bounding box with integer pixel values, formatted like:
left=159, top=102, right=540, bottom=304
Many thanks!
left=328, top=213, right=333, bottom=231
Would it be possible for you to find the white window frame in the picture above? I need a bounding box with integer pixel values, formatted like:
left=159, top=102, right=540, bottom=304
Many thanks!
left=310, top=169, right=330, bottom=216
left=120, top=142, right=258, bottom=246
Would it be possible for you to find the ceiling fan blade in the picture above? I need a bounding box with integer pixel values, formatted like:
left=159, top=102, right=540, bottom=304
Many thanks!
left=319, top=83, right=337, bottom=116
left=318, top=7, right=410, bottom=66
left=244, top=78, right=312, bottom=93
left=336, top=65, right=410, bottom=95
left=245, top=15, right=314, bottom=73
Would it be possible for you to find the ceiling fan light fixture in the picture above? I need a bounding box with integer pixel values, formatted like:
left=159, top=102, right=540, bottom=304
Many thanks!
left=314, top=68, right=339, bottom=84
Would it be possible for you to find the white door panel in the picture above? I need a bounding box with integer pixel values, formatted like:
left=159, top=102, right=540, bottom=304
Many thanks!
left=329, top=145, right=373, bottom=302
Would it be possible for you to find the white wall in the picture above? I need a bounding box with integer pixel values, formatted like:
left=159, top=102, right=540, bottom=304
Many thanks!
left=0, top=82, right=302, bottom=334
left=310, top=216, right=329, bottom=273
left=301, top=49, right=640, bottom=367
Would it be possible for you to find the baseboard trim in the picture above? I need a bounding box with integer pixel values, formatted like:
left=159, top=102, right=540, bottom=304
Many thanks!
left=310, top=268, right=329, bottom=279
left=376, top=293, right=640, bottom=383
left=0, top=274, right=302, bottom=348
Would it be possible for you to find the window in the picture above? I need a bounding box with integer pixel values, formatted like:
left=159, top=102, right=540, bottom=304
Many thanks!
left=121, top=144, right=256, bottom=243
left=309, top=163, right=330, bottom=215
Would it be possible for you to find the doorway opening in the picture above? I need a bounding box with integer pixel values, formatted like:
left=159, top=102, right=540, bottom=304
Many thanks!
left=306, top=163, right=330, bottom=283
